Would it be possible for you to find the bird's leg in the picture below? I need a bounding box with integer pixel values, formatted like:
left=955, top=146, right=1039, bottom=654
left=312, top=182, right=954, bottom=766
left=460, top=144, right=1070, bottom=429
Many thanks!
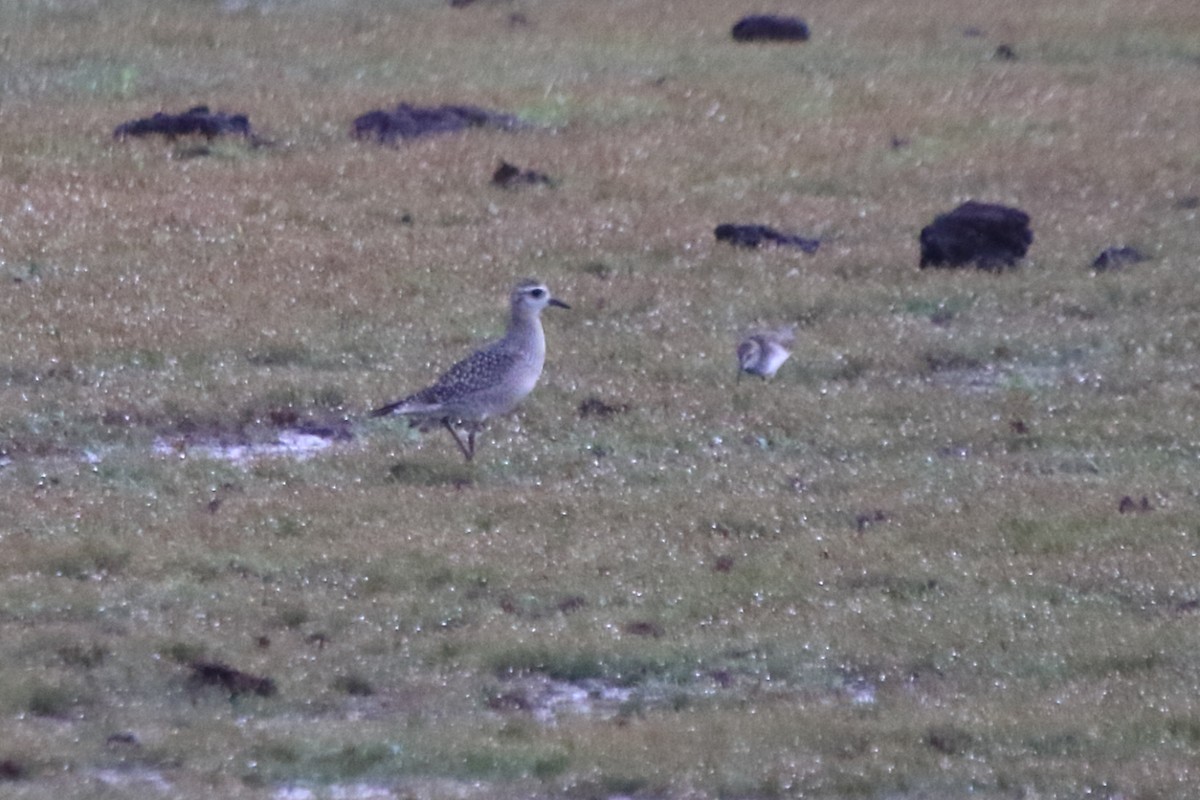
left=442, top=419, right=474, bottom=461
left=466, top=428, right=478, bottom=461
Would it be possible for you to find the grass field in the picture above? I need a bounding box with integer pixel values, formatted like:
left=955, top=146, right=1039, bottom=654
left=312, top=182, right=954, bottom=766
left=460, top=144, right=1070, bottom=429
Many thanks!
left=2, top=0, right=1200, bottom=797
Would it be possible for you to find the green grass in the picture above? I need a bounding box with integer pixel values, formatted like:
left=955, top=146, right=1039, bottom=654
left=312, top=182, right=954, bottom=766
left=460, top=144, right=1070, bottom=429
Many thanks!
left=0, top=0, right=1198, bottom=797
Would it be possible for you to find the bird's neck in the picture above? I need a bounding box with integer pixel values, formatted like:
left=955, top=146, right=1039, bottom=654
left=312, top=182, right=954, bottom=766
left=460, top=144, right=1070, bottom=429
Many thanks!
left=506, top=312, right=546, bottom=362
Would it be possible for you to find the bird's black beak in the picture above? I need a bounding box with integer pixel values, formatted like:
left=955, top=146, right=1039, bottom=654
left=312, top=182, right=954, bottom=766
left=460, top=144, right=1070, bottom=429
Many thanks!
left=549, top=298, right=571, bottom=310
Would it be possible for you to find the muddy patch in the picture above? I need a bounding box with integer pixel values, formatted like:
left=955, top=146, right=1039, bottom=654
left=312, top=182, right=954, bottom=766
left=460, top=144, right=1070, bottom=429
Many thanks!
left=276, top=786, right=391, bottom=800
left=487, top=674, right=636, bottom=724
left=275, top=780, right=499, bottom=800
left=153, top=425, right=351, bottom=466
left=88, top=767, right=173, bottom=793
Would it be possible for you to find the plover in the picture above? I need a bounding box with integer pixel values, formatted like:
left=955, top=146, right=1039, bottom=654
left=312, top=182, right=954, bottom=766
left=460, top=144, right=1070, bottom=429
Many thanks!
left=371, top=280, right=569, bottom=460
left=737, top=326, right=794, bottom=381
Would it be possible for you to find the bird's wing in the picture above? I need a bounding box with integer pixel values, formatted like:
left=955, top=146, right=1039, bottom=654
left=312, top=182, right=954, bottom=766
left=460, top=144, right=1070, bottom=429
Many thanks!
left=425, top=347, right=520, bottom=401
left=372, top=345, right=520, bottom=417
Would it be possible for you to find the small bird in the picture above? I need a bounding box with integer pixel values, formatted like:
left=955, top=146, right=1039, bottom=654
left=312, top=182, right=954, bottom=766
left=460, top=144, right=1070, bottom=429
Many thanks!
left=737, top=327, right=794, bottom=382
left=371, top=280, right=570, bottom=461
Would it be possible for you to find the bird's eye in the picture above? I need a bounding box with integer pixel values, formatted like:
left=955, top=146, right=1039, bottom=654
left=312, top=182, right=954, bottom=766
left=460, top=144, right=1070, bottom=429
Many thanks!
left=529, top=288, right=545, bottom=299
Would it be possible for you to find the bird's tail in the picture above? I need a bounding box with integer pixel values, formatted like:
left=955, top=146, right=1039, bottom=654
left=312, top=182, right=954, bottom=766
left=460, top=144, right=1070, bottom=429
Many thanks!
left=370, top=401, right=404, bottom=418
left=371, top=398, right=443, bottom=419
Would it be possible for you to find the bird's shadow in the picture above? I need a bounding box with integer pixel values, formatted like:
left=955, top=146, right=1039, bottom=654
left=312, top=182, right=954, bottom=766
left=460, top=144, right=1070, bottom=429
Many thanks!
left=387, top=459, right=476, bottom=489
